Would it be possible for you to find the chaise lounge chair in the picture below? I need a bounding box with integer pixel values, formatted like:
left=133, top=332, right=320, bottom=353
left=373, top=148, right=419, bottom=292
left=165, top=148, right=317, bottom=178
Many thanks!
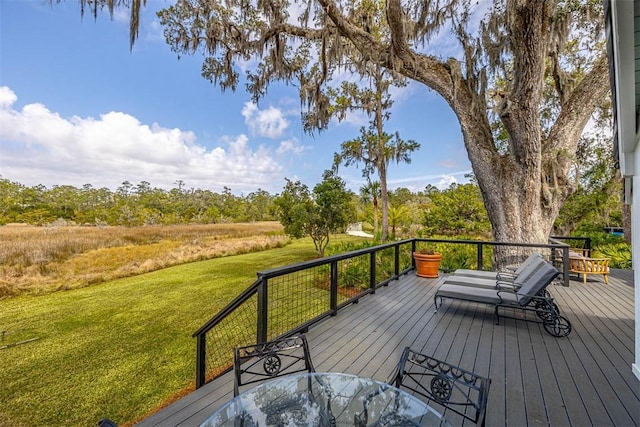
left=451, top=253, right=543, bottom=282
left=442, top=254, right=547, bottom=293
left=434, top=261, right=571, bottom=337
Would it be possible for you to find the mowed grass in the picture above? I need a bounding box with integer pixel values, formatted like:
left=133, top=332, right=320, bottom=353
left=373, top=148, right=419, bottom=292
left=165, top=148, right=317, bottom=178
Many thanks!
left=0, top=235, right=366, bottom=427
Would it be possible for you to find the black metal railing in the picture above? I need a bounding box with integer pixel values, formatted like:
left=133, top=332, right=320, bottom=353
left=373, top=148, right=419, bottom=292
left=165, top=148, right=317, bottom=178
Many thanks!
left=192, top=237, right=573, bottom=388
left=550, top=235, right=592, bottom=255
left=193, top=239, right=414, bottom=388
left=414, top=238, right=572, bottom=286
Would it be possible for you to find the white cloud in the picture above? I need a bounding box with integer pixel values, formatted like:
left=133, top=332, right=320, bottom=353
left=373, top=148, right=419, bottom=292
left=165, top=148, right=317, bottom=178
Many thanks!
left=241, top=102, right=289, bottom=139
left=0, top=86, right=17, bottom=107
left=381, top=171, right=471, bottom=192
left=337, top=109, right=369, bottom=128
left=337, top=170, right=471, bottom=193
left=112, top=8, right=130, bottom=24
left=277, top=138, right=311, bottom=156
left=142, top=19, right=166, bottom=44
left=0, top=86, right=283, bottom=192
left=436, top=175, right=458, bottom=189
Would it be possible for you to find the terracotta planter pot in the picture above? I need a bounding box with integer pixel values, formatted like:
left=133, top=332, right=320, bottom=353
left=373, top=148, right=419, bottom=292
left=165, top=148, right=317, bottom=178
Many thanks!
left=413, top=252, right=442, bottom=278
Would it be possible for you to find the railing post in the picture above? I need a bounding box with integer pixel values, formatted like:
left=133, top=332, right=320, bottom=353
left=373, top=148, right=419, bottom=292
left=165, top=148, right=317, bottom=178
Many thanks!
left=257, top=278, right=268, bottom=343
left=585, top=237, right=592, bottom=256
left=477, top=243, right=483, bottom=271
left=562, top=246, right=570, bottom=287
left=370, top=251, right=376, bottom=293
left=411, top=240, right=417, bottom=269
left=195, top=333, right=206, bottom=389
left=330, top=261, right=338, bottom=315
left=394, top=243, right=400, bottom=277
left=550, top=244, right=558, bottom=266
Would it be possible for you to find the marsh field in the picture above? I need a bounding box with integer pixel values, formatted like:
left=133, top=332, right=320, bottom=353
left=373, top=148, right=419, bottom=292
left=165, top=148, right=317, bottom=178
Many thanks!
left=0, top=223, right=369, bottom=426
left=0, top=222, right=287, bottom=298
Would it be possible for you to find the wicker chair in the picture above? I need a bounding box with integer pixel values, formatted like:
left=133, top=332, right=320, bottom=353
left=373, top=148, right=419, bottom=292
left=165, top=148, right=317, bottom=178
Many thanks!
left=569, top=257, right=610, bottom=284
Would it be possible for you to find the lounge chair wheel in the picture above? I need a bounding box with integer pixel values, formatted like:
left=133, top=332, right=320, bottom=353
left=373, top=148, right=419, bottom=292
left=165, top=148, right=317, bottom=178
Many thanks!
left=543, top=315, right=572, bottom=337
left=534, top=300, right=560, bottom=321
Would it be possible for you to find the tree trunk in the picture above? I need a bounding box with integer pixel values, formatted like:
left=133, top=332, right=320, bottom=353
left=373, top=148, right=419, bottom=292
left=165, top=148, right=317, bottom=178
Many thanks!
left=372, top=196, right=379, bottom=237
left=375, top=69, right=389, bottom=242
left=379, top=162, right=389, bottom=242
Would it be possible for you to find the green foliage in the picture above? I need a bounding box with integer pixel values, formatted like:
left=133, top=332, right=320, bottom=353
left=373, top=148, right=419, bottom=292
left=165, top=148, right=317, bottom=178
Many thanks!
left=334, top=125, right=419, bottom=242
left=325, top=239, right=412, bottom=289
left=325, top=239, right=376, bottom=256
left=338, top=258, right=370, bottom=289
left=327, top=48, right=419, bottom=243
left=422, top=184, right=490, bottom=236
left=414, top=246, right=436, bottom=255
left=555, top=131, right=622, bottom=236
left=359, top=180, right=381, bottom=235
left=0, top=177, right=277, bottom=226
left=572, top=228, right=625, bottom=247
left=594, top=243, right=632, bottom=269
left=555, top=177, right=622, bottom=236
left=416, top=235, right=493, bottom=271
left=388, top=204, right=410, bottom=238
left=438, top=245, right=480, bottom=271
left=274, top=179, right=313, bottom=239
left=274, top=172, right=356, bottom=256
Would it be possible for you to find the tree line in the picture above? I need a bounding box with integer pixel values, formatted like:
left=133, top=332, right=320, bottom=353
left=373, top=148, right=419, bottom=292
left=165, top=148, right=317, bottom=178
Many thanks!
left=0, top=178, right=276, bottom=226
left=1, top=157, right=622, bottom=242
left=0, top=174, right=486, bottom=233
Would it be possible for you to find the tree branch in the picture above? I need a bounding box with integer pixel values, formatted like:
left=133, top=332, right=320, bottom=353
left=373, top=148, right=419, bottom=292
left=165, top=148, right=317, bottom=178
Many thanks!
left=547, top=54, right=610, bottom=153
left=385, top=0, right=409, bottom=57
left=263, top=23, right=327, bottom=42
left=316, top=0, right=381, bottom=51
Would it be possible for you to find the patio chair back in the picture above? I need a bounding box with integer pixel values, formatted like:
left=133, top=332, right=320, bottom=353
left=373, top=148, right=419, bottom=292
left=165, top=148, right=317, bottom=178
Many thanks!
left=515, top=262, right=560, bottom=306
left=233, top=334, right=315, bottom=396
left=510, top=253, right=544, bottom=277
left=391, top=347, right=491, bottom=426
left=509, top=254, right=546, bottom=286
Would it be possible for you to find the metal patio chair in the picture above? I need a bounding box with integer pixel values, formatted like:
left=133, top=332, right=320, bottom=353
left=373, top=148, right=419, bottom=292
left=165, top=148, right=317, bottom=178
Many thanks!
left=390, top=347, right=491, bottom=427
left=233, top=333, right=316, bottom=396
left=233, top=334, right=337, bottom=425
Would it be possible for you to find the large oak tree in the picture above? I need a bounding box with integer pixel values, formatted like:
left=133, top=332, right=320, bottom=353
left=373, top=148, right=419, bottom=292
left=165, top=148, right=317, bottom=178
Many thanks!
left=74, top=0, right=610, bottom=245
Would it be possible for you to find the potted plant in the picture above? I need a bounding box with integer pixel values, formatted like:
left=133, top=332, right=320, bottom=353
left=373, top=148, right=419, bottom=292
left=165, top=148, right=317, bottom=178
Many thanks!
left=413, top=247, right=442, bottom=278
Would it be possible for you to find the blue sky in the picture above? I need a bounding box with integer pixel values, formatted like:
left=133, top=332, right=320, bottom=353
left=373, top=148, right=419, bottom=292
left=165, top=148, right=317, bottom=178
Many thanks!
left=0, top=0, right=472, bottom=195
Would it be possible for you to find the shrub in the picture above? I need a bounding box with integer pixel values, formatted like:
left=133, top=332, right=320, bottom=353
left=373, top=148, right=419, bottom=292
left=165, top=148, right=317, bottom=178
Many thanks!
left=594, top=243, right=632, bottom=269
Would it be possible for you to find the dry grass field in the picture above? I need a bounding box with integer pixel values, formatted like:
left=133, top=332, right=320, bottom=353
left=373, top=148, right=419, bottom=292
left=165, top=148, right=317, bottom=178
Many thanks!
left=0, top=222, right=286, bottom=298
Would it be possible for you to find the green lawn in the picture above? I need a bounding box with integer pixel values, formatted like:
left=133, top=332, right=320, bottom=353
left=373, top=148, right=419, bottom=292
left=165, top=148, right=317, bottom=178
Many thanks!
left=0, top=238, right=344, bottom=427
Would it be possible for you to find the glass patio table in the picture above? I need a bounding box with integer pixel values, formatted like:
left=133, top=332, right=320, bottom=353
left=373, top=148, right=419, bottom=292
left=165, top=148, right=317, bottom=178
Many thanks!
left=199, top=372, right=451, bottom=426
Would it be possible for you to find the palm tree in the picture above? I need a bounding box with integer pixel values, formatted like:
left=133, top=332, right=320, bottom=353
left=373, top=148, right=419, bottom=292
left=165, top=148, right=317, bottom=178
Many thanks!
left=360, top=180, right=381, bottom=237
left=388, top=204, right=410, bottom=238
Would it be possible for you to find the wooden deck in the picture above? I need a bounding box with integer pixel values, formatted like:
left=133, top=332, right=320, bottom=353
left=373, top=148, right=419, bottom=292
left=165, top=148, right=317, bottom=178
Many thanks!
left=138, top=270, right=639, bottom=426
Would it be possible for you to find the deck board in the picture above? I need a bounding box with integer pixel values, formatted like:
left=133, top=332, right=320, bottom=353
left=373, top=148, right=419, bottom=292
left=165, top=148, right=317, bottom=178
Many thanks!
left=137, top=269, right=639, bottom=427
